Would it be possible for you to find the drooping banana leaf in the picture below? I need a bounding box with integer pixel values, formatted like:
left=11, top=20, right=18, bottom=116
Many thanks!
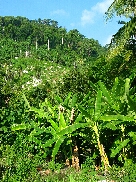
left=52, top=136, right=66, bottom=160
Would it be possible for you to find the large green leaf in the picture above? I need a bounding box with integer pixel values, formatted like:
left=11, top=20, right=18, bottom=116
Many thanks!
left=45, top=98, right=55, bottom=117
left=100, top=115, right=134, bottom=122
left=89, top=81, right=98, bottom=92
left=78, top=105, right=92, bottom=118
left=95, top=90, right=102, bottom=120
left=50, top=118, right=59, bottom=132
left=75, top=113, right=83, bottom=123
left=98, top=81, right=112, bottom=103
left=47, top=126, right=58, bottom=137
left=59, top=112, right=66, bottom=129
left=58, top=123, right=88, bottom=136
left=52, top=136, right=66, bottom=160
left=41, top=138, right=56, bottom=148
left=22, top=93, right=31, bottom=109
left=55, top=95, right=63, bottom=104
left=110, top=139, right=130, bottom=158
left=127, top=95, right=136, bottom=114
left=64, top=92, right=72, bottom=107
left=29, top=136, right=42, bottom=145
left=30, top=107, right=47, bottom=118
left=79, top=91, right=91, bottom=106
left=111, top=77, right=122, bottom=98
left=98, top=81, right=119, bottom=111
left=129, top=132, right=136, bottom=145
left=102, top=122, right=117, bottom=130
left=29, top=126, right=47, bottom=136
left=71, top=93, right=78, bottom=107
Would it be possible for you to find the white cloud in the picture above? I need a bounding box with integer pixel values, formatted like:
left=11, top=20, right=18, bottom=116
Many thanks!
left=50, top=9, right=68, bottom=16
left=80, top=0, right=114, bottom=26
left=81, top=10, right=95, bottom=26
left=92, top=0, right=114, bottom=14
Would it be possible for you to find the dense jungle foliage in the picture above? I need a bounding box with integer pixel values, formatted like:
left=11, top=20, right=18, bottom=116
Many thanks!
left=0, top=16, right=104, bottom=63
left=0, top=0, right=136, bottom=181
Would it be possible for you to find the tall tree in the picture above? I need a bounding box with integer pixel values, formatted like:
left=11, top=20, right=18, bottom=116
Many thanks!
left=105, top=0, right=136, bottom=60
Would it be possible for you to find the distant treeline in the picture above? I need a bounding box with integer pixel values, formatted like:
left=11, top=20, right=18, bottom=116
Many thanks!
left=0, top=16, right=106, bottom=63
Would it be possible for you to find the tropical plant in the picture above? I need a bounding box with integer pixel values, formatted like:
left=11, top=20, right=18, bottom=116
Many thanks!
left=78, top=76, right=136, bottom=167
left=10, top=93, right=89, bottom=165
left=105, top=0, right=136, bottom=60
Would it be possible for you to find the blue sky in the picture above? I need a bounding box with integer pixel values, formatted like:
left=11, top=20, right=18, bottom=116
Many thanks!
left=0, top=0, right=125, bottom=46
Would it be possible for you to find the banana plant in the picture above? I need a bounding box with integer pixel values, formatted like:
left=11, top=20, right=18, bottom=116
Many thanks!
left=78, top=77, right=136, bottom=167
left=78, top=89, right=110, bottom=171
left=11, top=77, right=136, bottom=166
left=11, top=93, right=88, bottom=161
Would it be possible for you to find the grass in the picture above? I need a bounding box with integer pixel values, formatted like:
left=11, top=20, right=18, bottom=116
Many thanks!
left=1, top=144, right=136, bottom=182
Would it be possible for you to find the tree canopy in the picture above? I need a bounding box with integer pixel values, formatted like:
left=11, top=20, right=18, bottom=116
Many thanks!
left=105, top=0, right=136, bottom=60
left=0, top=16, right=104, bottom=64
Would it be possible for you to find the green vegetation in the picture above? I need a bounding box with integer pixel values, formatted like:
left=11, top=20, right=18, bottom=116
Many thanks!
left=0, top=1, right=136, bottom=181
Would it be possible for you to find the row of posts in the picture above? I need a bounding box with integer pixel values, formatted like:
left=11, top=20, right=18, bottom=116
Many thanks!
left=15, top=37, right=64, bottom=58
left=35, top=37, right=64, bottom=51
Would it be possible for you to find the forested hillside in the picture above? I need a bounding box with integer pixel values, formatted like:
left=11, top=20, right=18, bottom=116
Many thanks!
left=0, top=16, right=104, bottom=63
left=0, top=0, right=136, bottom=181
